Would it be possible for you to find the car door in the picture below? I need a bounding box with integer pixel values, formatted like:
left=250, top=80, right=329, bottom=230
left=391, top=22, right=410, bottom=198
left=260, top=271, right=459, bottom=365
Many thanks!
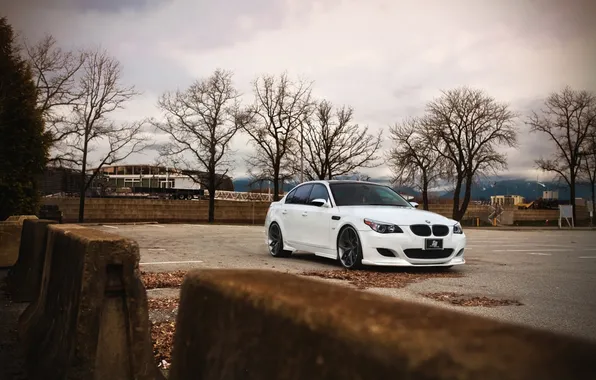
left=302, top=183, right=333, bottom=249
left=282, top=184, right=313, bottom=246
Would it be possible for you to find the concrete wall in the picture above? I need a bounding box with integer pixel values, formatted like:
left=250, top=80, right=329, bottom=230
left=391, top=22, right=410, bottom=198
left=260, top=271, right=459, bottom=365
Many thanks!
left=42, top=197, right=270, bottom=224
left=169, top=269, right=596, bottom=379
left=18, top=224, right=163, bottom=380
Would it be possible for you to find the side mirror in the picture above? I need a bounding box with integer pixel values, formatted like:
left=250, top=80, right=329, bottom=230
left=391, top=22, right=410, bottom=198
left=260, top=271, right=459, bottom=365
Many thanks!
left=409, top=201, right=419, bottom=208
left=311, top=198, right=330, bottom=207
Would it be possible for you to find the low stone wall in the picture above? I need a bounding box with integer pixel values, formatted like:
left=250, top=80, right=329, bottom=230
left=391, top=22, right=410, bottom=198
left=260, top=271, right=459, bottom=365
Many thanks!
left=7, top=219, right=57, bottom=302
left=42, top=197, right=270, bottom=224
left=169, top=269, right=596, bottom=380
left=40, top=197, right=590, bottom=225
left=18, top=224, right=163, bottom=380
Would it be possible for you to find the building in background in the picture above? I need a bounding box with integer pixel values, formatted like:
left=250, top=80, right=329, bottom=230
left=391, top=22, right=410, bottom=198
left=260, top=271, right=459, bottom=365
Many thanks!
left=543, top=190, right=559, bottom=200
left=490, top=194, right=525, bottom=207
left=89, top=164, right=234, bottom=192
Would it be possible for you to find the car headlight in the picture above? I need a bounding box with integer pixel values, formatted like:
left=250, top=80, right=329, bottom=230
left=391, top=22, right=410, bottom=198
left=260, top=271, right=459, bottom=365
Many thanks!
left=453, top=223, right=463, bottom=234
left=364, top=219, right=403, bottom=233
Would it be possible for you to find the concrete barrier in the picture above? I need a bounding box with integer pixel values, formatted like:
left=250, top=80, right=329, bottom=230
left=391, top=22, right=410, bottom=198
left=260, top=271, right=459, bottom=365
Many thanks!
left=169, top=269, right=596, bottom=380
left=18, top=224, right=164, bottom=380
left=0, top=215, right=38, bottom=267
left=6, top=219, right=57, bottom=302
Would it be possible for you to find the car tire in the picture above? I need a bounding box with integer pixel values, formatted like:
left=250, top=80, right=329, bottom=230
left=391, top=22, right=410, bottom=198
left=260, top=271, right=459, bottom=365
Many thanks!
left=337, top=226, right=363, bottom=270
left=267, top=223, right=292, bottom=258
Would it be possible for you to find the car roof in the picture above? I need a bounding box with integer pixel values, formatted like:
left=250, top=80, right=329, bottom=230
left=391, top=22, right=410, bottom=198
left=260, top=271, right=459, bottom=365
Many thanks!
left=299, top=179, right=383, bottom=185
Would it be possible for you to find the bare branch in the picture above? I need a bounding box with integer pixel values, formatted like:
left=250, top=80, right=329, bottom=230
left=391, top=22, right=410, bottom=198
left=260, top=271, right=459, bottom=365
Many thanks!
left=152, top=69, right=240, bottom=222
left=57, top=47, right=146, bottom=222
left=239, top=72, right=314, bottom=200
left=527, top=86, right=596, bottom=221
left=298, top=99, right=382, bottom=180
left=424, top=86, right=518, bottom=220
left=387, top=117, right=449, bottom=210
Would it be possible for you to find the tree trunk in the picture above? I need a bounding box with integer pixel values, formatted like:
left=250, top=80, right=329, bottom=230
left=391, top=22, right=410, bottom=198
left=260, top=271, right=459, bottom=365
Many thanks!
left=455, top=175, right=474, bottom=222
left=570, top=174, right=577, bottom=224
left=78, top=141, right=89, bottom=223
left=591, top=180, right=595, bottom=227
left=208, top=178, right=216, bottom=223
left=422, top=175, right=429, bottom=211
left=451, top=176, right=463, bottom=221
left=273, top=166, right=280, bottom=201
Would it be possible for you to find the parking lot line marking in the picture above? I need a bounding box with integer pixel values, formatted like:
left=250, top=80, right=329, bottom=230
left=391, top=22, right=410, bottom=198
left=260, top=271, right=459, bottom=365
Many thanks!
left=147, top=248, right=166, bottom=251
left=526, top=252, right=552, bottom=256
left=494, top=249, right=566, bottom=252
left=148, top=224, right=165, bottom=228
left=140, top=260, right=204, bottom=265
left=578, top=256, right=596, bottom=259
left=102, top=225, right=119, bottom=229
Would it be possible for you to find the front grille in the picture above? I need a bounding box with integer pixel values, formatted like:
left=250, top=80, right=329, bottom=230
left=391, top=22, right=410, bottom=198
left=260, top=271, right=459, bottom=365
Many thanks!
left=432, top=225, right=449, bottom=236
left=403, top=248, right=454, bottom=259
left=410, top=224, right=431, bottom=236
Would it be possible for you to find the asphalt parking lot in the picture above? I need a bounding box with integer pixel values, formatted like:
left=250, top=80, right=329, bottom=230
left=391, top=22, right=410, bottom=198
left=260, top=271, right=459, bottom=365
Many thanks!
left=95, top=223, right=596, bottom=341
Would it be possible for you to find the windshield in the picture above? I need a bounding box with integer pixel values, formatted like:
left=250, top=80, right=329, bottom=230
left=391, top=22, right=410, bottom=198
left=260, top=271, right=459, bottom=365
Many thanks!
left=329, top=182, right=413, bottom=207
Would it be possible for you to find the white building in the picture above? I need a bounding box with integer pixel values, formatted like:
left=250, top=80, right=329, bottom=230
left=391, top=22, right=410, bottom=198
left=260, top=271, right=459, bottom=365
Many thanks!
left=88, top=164, right=234, bottom=191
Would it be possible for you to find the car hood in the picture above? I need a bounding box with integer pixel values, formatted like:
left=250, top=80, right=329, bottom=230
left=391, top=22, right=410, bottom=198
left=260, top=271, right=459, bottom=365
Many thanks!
left=337, top=206, right=455, bottom=225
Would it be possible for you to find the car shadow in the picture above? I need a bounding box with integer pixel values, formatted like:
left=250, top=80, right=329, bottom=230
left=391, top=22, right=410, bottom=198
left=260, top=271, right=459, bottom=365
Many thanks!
left=289, top=252, right=465, bottom=274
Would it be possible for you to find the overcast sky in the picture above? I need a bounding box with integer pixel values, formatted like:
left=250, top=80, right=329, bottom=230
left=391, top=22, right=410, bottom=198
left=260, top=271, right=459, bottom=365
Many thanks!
left=4, top=0, right=596, bottom=181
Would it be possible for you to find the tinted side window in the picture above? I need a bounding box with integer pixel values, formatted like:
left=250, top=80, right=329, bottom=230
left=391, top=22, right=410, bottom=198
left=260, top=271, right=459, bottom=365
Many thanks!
left=285, top=188, right=298, bottom=204
left=291, top=184, right=313, bottom=205
left=308, top=184, right=330, bottom=203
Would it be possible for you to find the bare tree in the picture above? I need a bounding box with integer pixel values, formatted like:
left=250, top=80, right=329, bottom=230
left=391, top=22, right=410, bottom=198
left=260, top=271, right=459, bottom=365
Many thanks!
left=63, top=48, right=147, bottom=222
left=425, top=87, right=518, bottom=221
left=299, top=100, right=382, bottom=180
left=153, top=69, right=241, bottom=223
left=580, top=129, right=596, bottom=226
left=23, top=34, right=85, bottom=166
left=240, top=73, right=314, bottom=201
left=528, top=87, right=596, bottom=222
left=388, top=117, right=448, bottom=210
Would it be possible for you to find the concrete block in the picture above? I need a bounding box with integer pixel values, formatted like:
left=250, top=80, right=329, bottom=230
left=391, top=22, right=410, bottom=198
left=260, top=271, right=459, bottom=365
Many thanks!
left=169, top=269, right=596, bottom=380
left=0, top=216, right=37, bottom=267
left=0, top=222, right=21, bottom=267
left=4, top=215, right=39, bottom=222
left=6, top=219, right=57, bottom=302
left=19, top=224, right=164, bottom=380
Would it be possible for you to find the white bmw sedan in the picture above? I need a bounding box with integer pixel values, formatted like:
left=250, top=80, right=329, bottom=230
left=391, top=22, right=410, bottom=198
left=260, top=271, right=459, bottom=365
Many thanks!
left=264, top=180, right=466, bottom=269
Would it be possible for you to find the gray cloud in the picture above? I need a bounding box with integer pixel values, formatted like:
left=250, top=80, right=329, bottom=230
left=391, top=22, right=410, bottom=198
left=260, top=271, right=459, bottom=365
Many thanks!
left=2, top=0, right=595, bottom=180
left=4, top=0, right=167, bottom=13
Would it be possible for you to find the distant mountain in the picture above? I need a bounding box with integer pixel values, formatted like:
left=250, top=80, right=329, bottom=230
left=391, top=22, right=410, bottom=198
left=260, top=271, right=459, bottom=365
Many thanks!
left=438, top=179, right=594, bottom=201
left=231, top=176, right=594, bottom=202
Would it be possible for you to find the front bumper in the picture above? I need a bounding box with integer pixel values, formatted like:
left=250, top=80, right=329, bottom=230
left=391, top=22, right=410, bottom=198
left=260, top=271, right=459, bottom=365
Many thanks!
left=357, top=228, right=467, bottom=267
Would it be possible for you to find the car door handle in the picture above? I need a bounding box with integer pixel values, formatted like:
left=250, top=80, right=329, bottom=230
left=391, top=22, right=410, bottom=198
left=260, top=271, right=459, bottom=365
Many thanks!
left=302, top=212, right=308, bottom=216
left=282, top=210, right=287, bottom=214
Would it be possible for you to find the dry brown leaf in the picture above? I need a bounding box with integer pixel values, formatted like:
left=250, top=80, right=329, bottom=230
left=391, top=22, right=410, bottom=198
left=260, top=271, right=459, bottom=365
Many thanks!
left=422, top=292, right=523, bottom=307
left=151, top=321, right=176, bottom=366
left=141, top=271, right=187, bottom=289
left=301, top=269, right=462, bottom=289
left=148, top=297, right=179, bottom=311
